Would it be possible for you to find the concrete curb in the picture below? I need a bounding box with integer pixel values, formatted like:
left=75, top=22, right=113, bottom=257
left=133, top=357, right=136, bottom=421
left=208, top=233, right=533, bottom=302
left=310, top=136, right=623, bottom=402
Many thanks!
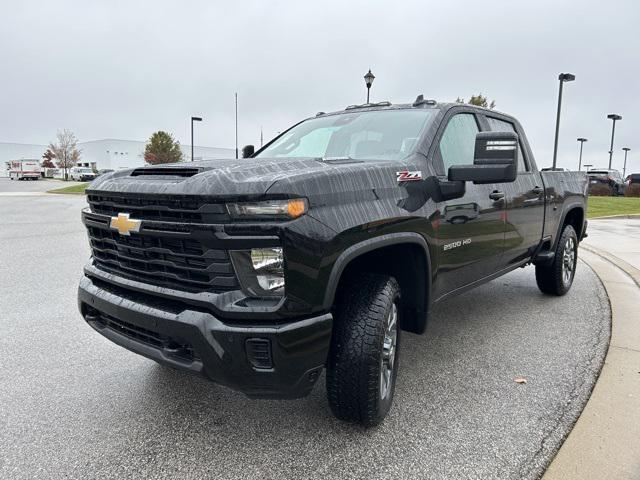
left=543, top=246, right=640, bottom=479
left=589, top=213, right=640, bottom=220
left=581, top=244, right=640, bottom=287
left=0, top=192, right=51, bottom=197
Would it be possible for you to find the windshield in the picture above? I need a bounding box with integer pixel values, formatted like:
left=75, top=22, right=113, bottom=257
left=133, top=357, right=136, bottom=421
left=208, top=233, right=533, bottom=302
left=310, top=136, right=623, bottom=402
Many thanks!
left=256, top=109, right=436, bottom=161
left=77, top=168, right=93, bottom=173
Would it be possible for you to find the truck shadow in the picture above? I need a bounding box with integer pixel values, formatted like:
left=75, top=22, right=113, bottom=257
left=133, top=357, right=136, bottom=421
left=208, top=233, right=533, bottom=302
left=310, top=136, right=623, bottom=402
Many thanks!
left=89, top=262, right=608, bottom=478
left=130, top=267, right=553, bottom=429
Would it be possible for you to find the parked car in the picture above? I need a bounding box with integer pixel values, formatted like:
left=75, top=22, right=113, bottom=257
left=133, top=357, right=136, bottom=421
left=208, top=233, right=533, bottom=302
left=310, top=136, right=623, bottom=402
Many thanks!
left=70, top=167, right=98, bottom=182
left=625, top=173, right=640, bottom=187
left=78, top=99, right=589, bottom=426
left=587, top=168, right=626, bottom=195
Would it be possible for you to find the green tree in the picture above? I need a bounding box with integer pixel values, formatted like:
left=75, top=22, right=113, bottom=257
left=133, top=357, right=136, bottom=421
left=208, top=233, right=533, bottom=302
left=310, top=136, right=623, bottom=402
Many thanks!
left=144, top=131, right=183, bottom=165
left=455, top=94, right=496, bottom=109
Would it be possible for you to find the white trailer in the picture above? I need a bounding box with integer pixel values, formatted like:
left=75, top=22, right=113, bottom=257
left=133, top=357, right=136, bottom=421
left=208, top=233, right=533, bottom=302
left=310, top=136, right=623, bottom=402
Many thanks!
left=9, top=159, right=41, bottom=180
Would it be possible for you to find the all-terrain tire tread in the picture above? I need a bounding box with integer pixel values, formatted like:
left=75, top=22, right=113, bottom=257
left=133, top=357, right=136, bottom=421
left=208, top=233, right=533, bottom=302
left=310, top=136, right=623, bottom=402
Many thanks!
left=326, top=274, right=400, bottom=427
left=535, top=225, right=577, bottom=296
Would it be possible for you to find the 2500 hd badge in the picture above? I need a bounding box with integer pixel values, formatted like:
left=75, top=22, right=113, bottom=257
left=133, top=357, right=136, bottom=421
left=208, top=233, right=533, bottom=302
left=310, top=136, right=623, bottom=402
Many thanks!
left=443, top=238, right=472, bottom=251
left=78, top=97, right=588, bottom=426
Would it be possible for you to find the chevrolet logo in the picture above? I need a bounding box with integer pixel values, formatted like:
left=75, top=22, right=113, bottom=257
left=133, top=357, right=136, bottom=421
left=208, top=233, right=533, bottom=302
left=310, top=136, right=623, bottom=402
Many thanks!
left=109, top=213, right=141, bottom=236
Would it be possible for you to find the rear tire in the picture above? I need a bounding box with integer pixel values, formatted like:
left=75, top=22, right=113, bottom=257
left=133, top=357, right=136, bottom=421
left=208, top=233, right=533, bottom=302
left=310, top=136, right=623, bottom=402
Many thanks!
left=535, top=225, right=578, bottom=296
left=326, top=274, right=401, bottom=427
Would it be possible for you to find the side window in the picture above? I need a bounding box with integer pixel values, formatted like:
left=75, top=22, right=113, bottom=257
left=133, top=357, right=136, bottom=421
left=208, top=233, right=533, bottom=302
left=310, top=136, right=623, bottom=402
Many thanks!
left=486, top=117, right=527, bottom=172
left=439, top=113, right=479, bottom=172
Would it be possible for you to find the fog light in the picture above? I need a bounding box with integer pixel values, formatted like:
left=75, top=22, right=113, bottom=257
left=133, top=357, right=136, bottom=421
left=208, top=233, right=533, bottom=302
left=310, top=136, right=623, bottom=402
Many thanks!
left=230, top=247, right=285, bottom=297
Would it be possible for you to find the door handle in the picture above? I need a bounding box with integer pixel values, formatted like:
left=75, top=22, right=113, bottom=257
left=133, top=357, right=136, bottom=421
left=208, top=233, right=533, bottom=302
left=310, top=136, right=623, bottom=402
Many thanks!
left=532, top=186, right=543, bottom=194
left=489, top=191, right=505, bottom=201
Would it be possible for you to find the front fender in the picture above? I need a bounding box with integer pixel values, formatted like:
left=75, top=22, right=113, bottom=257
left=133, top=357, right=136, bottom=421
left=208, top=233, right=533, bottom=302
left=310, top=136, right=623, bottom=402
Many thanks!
left=321, top=231, right=431, bottom=311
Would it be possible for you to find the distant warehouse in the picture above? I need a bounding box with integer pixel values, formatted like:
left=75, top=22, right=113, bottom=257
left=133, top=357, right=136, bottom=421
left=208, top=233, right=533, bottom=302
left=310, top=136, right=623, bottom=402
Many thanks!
left=1, top=139, right=235, bottom=177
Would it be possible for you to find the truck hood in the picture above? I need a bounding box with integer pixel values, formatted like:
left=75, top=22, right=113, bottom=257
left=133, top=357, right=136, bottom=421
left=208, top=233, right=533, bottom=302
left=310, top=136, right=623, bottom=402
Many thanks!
left=88, top=157, right=408, bottom=200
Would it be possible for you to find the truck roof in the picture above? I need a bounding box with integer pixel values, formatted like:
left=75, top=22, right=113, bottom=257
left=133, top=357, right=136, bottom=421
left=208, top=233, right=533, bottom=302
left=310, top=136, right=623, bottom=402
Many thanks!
left=315, top=98, right=513, bottom=120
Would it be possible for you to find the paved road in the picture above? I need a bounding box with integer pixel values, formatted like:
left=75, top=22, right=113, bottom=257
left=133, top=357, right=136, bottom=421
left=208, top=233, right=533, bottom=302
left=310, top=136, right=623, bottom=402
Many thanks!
left=0, top=195, right=610, bottom=480
left=0, top=176, right=84, bottom=193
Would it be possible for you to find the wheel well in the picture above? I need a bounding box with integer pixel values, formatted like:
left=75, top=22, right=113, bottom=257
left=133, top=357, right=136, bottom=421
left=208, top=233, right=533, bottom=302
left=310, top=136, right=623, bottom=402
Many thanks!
left=334, top=243, right=429, bottom=334
left=563, top=207, right=585, bottom=240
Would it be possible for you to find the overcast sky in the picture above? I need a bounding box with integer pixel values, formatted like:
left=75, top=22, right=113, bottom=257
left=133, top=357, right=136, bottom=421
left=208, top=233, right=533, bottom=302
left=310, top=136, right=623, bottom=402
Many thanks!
left=1, top=0, right=638, bottom=172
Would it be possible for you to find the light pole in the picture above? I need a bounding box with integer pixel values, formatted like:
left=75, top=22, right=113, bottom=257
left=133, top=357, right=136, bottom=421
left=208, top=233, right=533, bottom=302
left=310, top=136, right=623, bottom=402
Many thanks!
left=235, top=92, right=238, bottom=159
left=552, top=73, right=576, bottom=170
left=577, top=137, right=587, bottom=171
left=622, top=147, right=630, bottom=178
left=191, top=116, right=202, bottom=162
left=607, top=114, right=622, bottom=169
left=364, top=69, right=375, bottom=103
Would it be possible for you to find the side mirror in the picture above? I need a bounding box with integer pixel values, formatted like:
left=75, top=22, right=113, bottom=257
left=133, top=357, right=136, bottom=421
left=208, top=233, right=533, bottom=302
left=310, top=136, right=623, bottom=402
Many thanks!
left=242, top=145, right=255, bottom=158
left=448, top=131, right=518, bottom=184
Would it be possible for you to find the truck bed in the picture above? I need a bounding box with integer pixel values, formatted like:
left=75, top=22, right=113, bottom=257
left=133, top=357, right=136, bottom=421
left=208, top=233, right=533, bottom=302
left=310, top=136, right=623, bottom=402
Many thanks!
left=540, top=170, right=589, bottom=246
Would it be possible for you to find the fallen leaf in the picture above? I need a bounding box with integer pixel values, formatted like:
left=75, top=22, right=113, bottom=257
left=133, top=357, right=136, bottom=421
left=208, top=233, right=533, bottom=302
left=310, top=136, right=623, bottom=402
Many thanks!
left=514, top=377, right=527, bottom=384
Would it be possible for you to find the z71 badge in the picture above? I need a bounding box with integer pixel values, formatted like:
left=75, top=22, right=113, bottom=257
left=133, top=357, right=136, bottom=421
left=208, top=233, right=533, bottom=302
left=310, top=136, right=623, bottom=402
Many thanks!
left=396, top=170, right=422, bottom=182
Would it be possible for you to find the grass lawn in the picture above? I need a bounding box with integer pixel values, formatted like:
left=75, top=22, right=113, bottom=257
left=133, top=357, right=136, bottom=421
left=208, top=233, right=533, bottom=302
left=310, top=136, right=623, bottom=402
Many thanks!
left=47, top=182, right=89, bottom=194
left=587, top=196, right=640, bottom=218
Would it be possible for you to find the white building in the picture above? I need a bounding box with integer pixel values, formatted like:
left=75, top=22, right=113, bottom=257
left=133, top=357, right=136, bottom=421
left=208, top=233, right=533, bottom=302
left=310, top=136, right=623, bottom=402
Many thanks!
left=1, top=139, right=235, bottom=177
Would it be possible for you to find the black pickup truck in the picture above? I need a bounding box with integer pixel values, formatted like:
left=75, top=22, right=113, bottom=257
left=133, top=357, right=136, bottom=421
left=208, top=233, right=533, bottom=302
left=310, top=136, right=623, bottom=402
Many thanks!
left=78, top=98, right=588, bottom=426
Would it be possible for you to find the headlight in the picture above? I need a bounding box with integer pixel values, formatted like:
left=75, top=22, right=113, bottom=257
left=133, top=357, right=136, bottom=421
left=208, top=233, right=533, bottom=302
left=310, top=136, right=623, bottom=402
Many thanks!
left=230, top=247, right=285, bottom=297
left=227, top=199, right=308, bottom=220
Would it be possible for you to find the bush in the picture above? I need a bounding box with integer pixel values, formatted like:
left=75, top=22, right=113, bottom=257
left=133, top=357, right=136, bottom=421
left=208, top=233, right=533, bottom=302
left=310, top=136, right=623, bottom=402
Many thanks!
left=588, top=184, right=613, bottom=196
left=625, top=184, right=640, bottom=197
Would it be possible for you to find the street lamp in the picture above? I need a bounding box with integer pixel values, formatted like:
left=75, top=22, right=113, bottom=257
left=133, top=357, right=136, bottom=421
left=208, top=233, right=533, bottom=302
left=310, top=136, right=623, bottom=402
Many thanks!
left=551, top=73, right=576, bottom=170
left=191, top=116, right=202, bottom=162
left=577, top=137, right=587, bottom=171
left=364, top=69, right=375, bottom=103
left=622, top=147, right=630, bottom=178
left=607, top=114, right=622, bottom=169
left=235, top=92, right=239, bottom=159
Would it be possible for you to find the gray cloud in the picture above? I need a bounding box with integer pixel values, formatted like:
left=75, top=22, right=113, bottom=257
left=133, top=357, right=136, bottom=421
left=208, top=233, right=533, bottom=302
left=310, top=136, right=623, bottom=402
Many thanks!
left=1, top=0, right=638, bottom=172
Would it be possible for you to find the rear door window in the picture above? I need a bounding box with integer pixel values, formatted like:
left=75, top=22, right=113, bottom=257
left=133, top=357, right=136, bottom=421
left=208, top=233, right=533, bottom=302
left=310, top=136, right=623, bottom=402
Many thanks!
left=486, top=117, right=527, bottom=172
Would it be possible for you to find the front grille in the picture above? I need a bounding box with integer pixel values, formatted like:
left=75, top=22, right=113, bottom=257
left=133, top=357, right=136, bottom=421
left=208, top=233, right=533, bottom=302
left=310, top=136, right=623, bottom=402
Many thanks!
left=97, top=311, right=199, bottom=362
left=86, top=225, right=239, bottom=293
left=87, top=193, right=230, bottom=223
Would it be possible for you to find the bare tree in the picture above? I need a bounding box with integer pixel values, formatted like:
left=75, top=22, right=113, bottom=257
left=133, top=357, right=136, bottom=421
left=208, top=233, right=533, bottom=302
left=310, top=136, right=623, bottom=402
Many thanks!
left=49, top=130, right=81, bottom=180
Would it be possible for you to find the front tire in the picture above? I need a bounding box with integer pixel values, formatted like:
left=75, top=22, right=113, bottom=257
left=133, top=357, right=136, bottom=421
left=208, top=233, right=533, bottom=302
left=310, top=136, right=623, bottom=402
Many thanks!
left=326, top=274, right=401, bottom=427
left=536, top=225, right=578, bottom=296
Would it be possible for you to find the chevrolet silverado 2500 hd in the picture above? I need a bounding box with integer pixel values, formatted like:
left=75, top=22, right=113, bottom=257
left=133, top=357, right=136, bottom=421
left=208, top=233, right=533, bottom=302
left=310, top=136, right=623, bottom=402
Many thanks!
left=78, top=98, right=588, bottom=426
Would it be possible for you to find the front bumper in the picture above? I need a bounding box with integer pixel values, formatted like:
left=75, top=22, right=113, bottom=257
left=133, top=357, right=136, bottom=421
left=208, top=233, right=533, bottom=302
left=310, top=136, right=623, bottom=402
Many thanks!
left=78, top=275, right=332, bottom=398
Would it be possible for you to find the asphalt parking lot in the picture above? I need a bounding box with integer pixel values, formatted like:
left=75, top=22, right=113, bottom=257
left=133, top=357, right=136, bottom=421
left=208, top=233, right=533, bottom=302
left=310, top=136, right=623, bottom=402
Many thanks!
left=0, top=190, right=610, bottom=480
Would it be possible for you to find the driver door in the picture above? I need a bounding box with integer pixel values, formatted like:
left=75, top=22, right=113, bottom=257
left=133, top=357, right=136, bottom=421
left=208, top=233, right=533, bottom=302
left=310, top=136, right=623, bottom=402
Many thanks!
left=432, top=111, right=507, bottom=299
